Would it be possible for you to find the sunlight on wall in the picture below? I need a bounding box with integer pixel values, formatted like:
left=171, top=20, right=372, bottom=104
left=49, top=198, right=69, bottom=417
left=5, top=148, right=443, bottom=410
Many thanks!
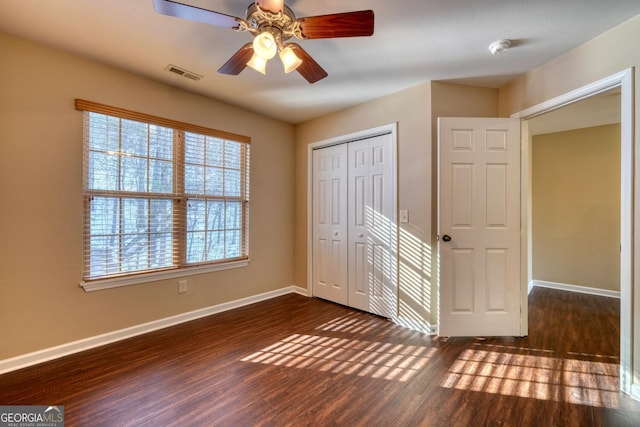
left=345, top=204, right=432, bottom=328
left=440, top=343, right=620, bottom=408
left=397, top=226, right=433, bottom=332
left=314, top=177, right=433, bottom=331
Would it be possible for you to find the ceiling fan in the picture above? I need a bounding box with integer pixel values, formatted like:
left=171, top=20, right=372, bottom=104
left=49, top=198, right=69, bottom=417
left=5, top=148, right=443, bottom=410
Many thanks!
left=152, top=0, right=374, bottom=83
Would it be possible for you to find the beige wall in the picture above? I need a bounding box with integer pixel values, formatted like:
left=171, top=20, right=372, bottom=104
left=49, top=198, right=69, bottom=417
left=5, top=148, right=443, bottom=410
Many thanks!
left=0, top=32, right=295, bottom=360
left=532, top=125, right=621, bottom=291
left=499, top=15, right=640, bottom=118
left=499, top=14, right=640, bottom=386
left=294, top=82, right=497, bottom=328
left=295, top=83, right=434, bottom=328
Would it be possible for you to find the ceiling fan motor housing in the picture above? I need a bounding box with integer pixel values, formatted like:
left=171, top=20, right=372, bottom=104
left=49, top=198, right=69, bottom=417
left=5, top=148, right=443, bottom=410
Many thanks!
left=246, top=3, right=298, bottom=45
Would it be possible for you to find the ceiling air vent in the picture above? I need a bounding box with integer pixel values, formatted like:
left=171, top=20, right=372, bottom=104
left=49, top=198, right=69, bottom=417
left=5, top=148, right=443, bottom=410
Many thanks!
left=164, top=64, right=203, bottom=81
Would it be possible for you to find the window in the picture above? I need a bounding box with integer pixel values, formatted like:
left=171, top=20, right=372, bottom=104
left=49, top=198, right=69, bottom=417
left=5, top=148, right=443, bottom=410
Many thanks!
left=77, top=100, right=250, bottom=287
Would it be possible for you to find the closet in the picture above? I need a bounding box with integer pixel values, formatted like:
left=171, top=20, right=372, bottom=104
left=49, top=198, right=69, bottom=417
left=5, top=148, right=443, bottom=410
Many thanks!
left=311, top=127, right=397, bottom=318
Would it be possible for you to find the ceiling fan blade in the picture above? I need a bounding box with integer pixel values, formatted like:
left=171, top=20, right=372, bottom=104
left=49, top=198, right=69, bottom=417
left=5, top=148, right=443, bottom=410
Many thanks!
left=289, top=44, right=328, bottom=84
left=295, top=10, right=374, bottom=39
left=153, top=0, right=241, bottom=28
left=218, top=43, right=255, bottom=75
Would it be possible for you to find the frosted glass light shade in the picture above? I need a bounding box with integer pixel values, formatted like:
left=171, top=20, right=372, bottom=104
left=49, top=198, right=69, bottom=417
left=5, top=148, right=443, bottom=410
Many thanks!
left=247, top=54, right=267, bottom=74
left=279, top=46, right=302, bottom=73
left=253, top=32, right=277, bottom=60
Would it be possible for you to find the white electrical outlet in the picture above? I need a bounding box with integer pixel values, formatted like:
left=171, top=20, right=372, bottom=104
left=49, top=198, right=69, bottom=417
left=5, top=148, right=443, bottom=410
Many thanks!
left=178, top=280, right=188, bottom=294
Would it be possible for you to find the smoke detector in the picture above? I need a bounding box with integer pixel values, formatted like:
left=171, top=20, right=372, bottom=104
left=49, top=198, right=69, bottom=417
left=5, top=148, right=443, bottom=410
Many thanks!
left=488, top=39, right=511, bottom=55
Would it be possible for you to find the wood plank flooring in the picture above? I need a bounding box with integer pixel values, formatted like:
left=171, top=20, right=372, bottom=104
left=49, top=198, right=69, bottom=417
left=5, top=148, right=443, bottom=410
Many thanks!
left=1, top=287, right=640, bottom=426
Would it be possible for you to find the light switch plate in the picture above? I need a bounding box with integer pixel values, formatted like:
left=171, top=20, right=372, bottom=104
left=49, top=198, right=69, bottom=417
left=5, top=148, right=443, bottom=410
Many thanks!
left=400, top=210, right=409, bottom=223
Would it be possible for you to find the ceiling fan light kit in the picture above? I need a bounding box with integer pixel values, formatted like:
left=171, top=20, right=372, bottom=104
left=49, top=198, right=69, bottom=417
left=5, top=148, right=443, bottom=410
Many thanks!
left=152, top=0, right=375, bottom=83
left=279, top=46, right=303, bottom=73
left=252, top=30, right=277, bottom=59
left=246, top=54, right=268, bottom=74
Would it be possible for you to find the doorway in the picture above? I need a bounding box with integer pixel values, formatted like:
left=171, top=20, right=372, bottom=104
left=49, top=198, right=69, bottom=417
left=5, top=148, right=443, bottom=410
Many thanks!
left=513, top=68, right=634, bottom=395
left=529, top=89, right=621, bottom=296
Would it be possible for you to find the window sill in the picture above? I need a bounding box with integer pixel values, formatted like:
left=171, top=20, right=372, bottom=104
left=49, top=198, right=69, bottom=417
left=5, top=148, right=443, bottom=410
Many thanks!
left=80, top=259, right=250, bottom=292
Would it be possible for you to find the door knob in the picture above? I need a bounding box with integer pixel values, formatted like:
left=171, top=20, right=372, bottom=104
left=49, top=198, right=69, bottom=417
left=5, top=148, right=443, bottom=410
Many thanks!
left=442, top=234, right=452, bottom=242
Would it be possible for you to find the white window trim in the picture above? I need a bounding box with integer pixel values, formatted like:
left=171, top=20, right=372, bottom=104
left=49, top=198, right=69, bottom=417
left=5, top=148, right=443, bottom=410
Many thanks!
left=80, top=259, right=250, bottom=292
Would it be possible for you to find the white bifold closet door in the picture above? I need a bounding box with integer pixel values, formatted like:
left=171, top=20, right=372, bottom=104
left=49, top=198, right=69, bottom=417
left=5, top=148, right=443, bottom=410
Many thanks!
left=312, top=143, right=349, bottom=305
left=312, top=132, right=397, bottom=318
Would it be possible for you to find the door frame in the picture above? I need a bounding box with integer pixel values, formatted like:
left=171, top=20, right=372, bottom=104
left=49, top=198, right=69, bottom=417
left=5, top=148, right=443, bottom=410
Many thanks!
left=511, top=68, right=634, bottom=396
left=306, top=124, right=399, bottom=307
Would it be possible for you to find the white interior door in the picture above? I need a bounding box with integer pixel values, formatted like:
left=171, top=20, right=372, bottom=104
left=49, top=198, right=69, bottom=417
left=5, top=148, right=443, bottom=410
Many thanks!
left=312, top=144, right=348, bottom=305
left=348, top=134, right=397, bottom=317
left=438, top=117, right=522, bottom=337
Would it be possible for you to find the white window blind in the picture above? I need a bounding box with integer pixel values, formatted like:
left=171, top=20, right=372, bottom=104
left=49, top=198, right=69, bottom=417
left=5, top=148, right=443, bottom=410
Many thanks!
left=78, top=99, right=250, bottom=283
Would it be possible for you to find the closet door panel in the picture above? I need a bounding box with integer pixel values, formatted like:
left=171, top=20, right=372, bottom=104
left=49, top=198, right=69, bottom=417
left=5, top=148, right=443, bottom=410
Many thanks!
left=312, top=145, right=348, bottom=305
left=348, top=134, right=397, bottom=317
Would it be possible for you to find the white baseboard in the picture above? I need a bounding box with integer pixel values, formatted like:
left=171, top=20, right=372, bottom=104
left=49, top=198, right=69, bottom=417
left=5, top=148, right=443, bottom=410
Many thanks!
left=290, top=285, right=309, bottom=296
left=631, top=383, right=640, bottom=402
left=394, top=316, right=437, bottom=336
left=0, top=285, right=308, bottom=375
left=530, top=280, right=620, bottom=299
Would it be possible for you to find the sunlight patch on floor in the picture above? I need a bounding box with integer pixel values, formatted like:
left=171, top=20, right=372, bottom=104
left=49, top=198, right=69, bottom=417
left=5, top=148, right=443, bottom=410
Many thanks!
left=440, top=344, right=620, bottom=408
left=241, top=333, right=436, bottom=382
left=315, top=313, right=383, bottom=334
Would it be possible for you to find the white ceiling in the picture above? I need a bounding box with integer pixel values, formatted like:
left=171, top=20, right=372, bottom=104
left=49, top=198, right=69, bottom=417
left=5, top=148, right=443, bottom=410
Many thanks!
left=1, top=1, right=639, bottom=124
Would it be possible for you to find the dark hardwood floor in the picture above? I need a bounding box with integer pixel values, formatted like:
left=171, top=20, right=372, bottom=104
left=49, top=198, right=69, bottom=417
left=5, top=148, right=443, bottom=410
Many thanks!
left=1, top=287, right=639, bottom=426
